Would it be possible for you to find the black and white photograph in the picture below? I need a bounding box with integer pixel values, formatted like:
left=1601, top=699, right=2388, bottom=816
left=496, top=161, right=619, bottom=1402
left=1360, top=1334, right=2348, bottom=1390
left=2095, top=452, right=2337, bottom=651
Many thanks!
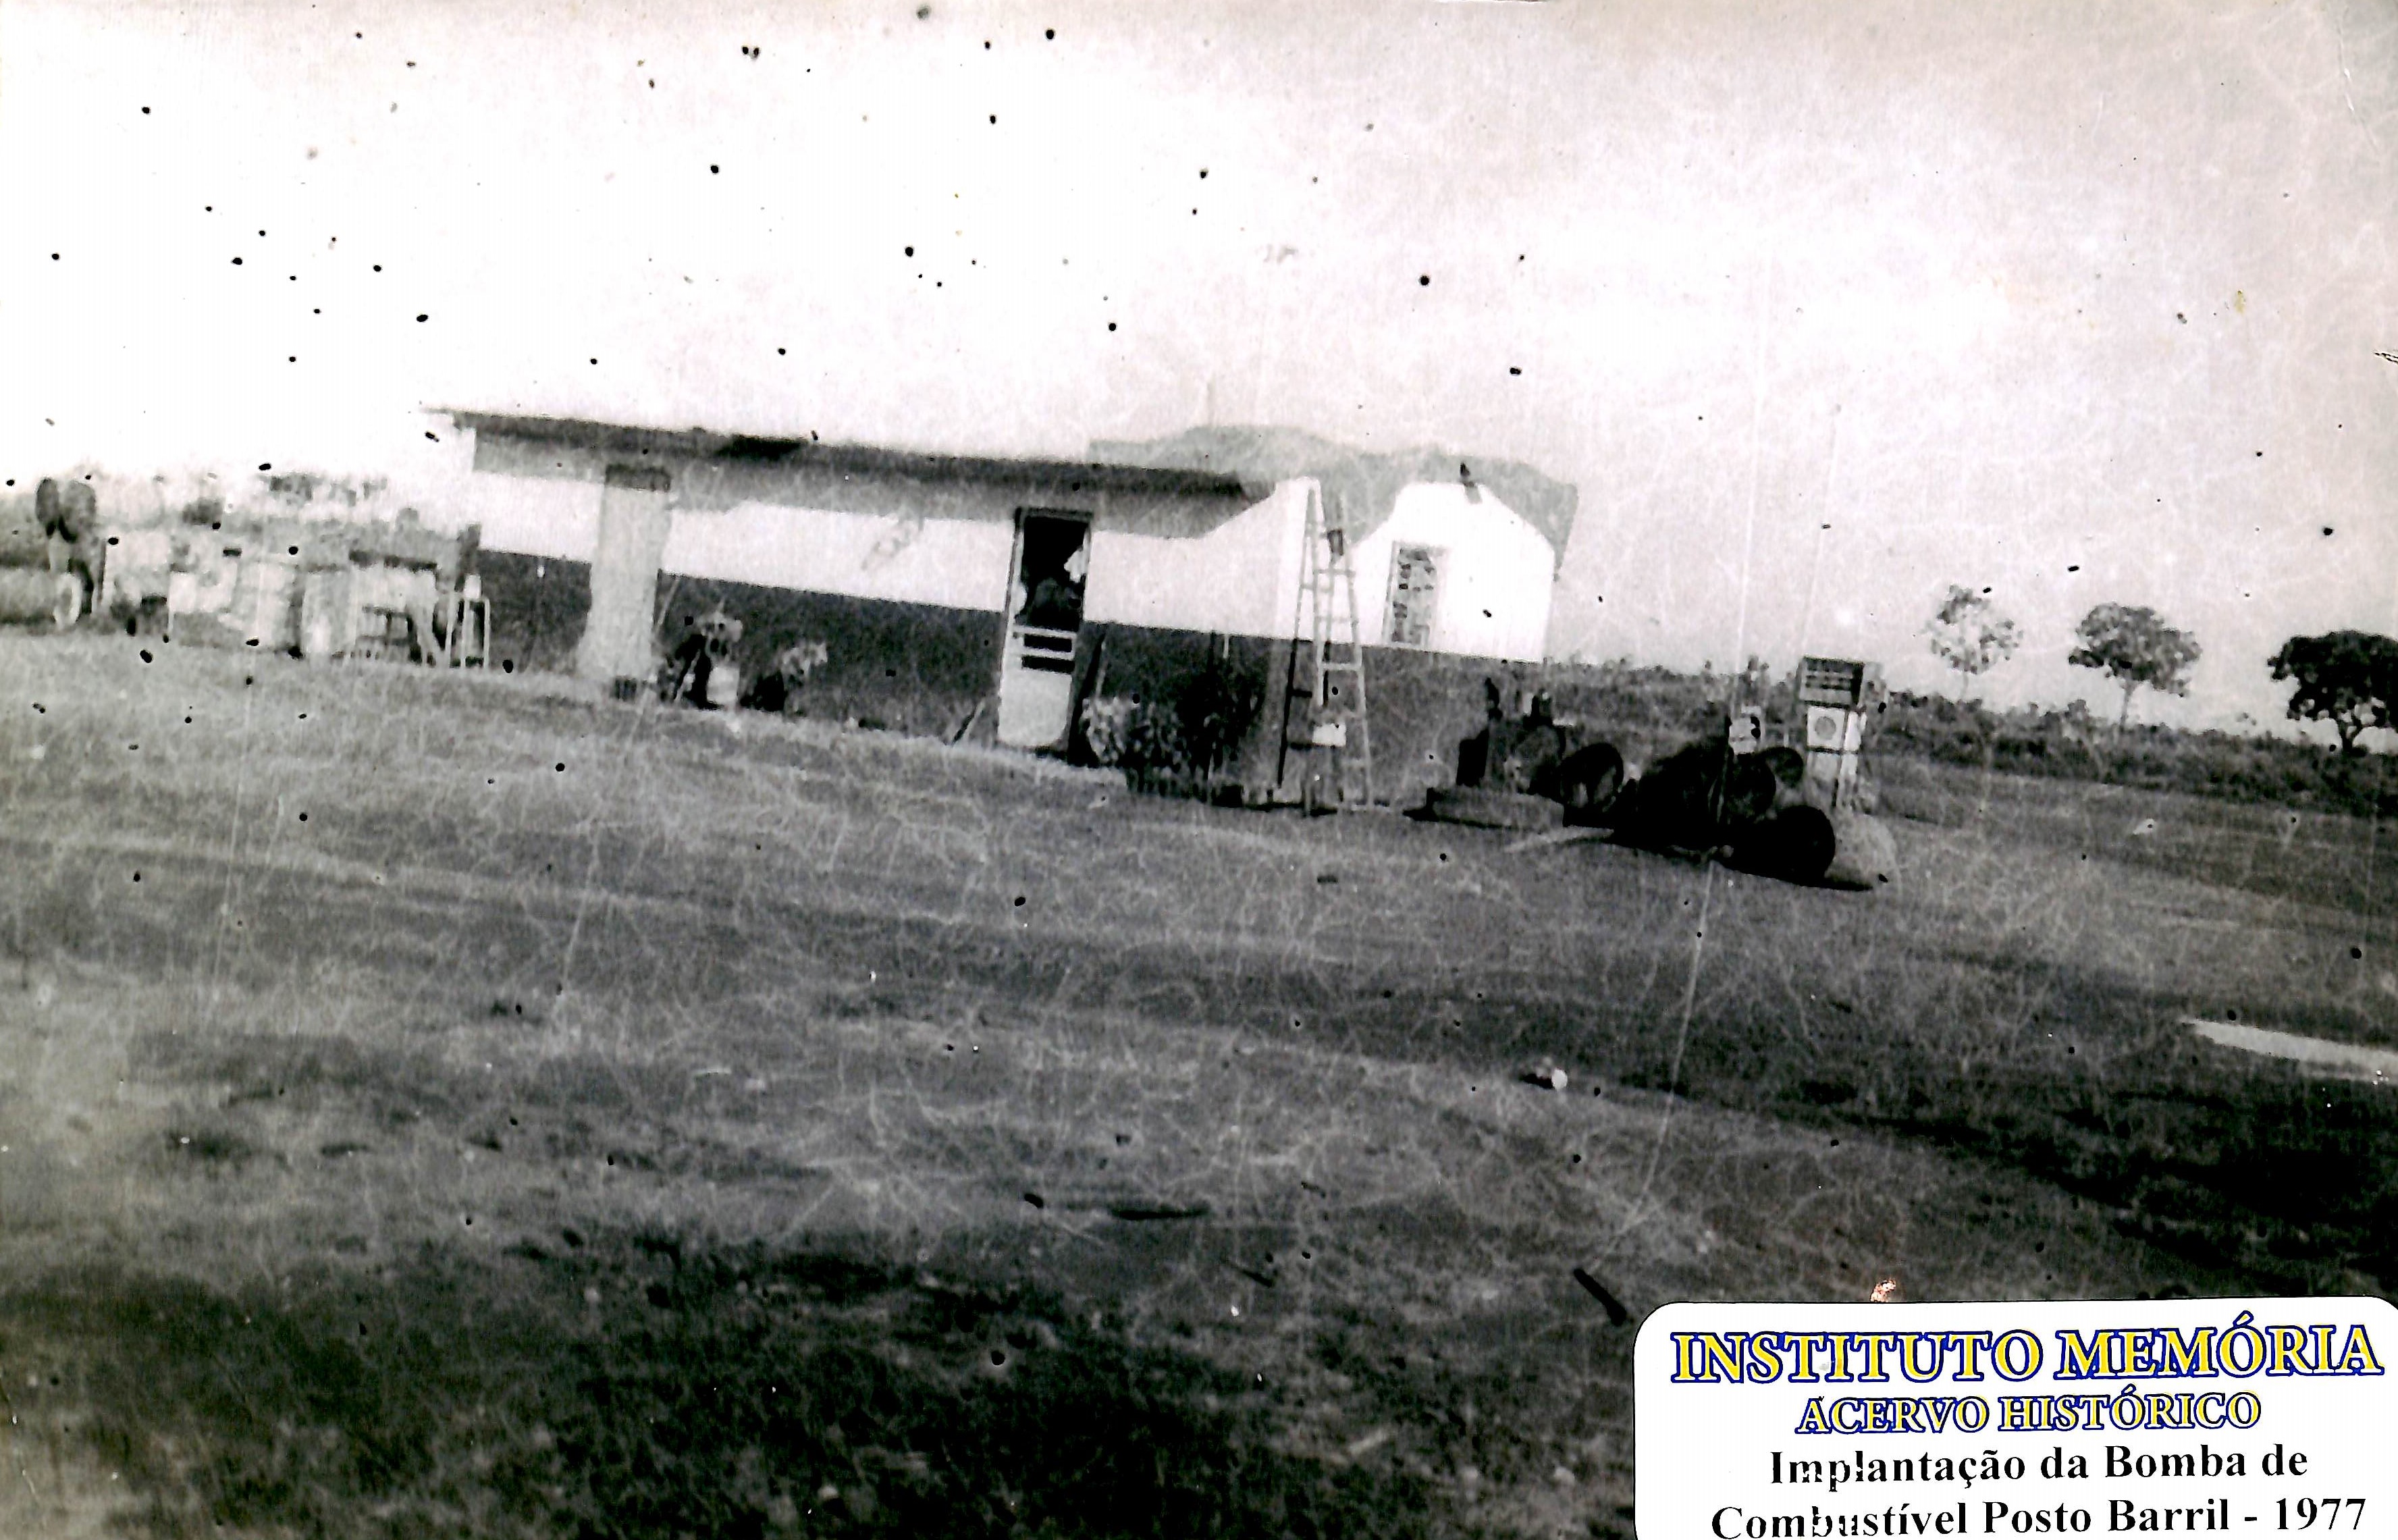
left=1, top=1, right=2394, bottom=1533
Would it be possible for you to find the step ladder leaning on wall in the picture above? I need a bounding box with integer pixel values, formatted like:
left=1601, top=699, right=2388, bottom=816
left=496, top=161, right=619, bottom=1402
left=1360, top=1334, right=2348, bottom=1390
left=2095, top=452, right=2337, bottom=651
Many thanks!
left=1285, top=480, right=1376, bottom=812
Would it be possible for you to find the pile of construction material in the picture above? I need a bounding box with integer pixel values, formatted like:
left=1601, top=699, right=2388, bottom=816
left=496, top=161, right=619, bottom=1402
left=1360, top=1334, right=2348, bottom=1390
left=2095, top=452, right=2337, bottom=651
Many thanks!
left=0, top=480, right=99, bottom=627
left=1424, top=658, right=1900, bottom=890
left=29, top=470, right=489, bottom=666
left=1603, top=659, right=1900, bottom=889
left=131, top=512, right=483, bottom=664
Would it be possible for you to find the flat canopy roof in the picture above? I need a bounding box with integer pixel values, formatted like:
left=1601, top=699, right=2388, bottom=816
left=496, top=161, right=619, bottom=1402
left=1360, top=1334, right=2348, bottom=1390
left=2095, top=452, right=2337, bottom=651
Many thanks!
left=441, top=410, right=1258, bottom=502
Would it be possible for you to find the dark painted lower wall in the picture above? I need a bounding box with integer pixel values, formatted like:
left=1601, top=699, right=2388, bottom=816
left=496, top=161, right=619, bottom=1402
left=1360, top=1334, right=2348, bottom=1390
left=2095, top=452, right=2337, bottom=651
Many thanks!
left=1074, top=629, right=1544, bottom=807
left=479, top=552, right=593, bottom=677
left=480, top=553, right=998, bottom=739
left=475, top=551, right=1537, bottom=804
left=656, top=573, right=1001, bottom=741
left=1332, top=643, right=1548, bottom=805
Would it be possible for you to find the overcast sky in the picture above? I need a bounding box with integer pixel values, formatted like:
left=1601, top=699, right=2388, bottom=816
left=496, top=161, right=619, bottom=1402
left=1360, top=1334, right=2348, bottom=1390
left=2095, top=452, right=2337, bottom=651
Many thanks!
left=5, top=0, right=2393, bottom=731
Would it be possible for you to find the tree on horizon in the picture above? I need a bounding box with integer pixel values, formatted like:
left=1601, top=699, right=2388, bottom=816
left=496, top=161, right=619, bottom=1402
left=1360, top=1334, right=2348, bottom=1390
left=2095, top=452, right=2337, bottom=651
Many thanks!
left=1924, top=585, right=2021, bottom=705
left=2268, top=630, right=2398, bottom=755
left=2069, top=603, right=2201, bottom=730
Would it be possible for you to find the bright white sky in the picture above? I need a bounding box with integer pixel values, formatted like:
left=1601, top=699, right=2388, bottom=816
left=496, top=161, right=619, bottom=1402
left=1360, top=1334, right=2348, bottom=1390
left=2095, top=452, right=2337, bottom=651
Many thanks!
left=4, top=0, right=2393, bottom=731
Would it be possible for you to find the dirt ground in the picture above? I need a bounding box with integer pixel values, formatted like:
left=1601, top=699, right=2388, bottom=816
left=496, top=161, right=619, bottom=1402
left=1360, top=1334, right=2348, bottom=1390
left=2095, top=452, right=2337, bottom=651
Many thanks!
left=1, top=631, right=2384, bottom=1538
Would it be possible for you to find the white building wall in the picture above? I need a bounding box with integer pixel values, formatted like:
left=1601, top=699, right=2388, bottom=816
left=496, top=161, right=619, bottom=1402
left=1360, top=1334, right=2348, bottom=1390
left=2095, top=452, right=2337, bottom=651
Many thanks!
left=660, top=503, right=1013, bottom=612
left=462, top=469, right=602, bottom=561
left=464, top=454, right=1557, bottom=660
left=1083, top=481, right=1307, bottom=637
left=467, top=470, right=1015, bottom=614
left=1345, top=483, right=1553, bottom=662
left=1048, top=477, right=1555, bottom=658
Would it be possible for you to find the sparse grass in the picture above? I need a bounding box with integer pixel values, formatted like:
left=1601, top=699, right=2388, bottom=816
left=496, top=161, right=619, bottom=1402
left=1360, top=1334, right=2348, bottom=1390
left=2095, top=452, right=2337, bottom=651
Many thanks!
left=0, top=631, right=2387, bottom=1537
left=1872, top=753, right=2393, bottom=918
left=20, top=1242, right=1434, bottom=1540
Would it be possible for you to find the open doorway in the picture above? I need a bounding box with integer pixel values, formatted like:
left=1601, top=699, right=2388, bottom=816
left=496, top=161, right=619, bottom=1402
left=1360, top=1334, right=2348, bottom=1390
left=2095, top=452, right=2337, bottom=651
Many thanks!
left=996, top=510, right=1091, bottom=749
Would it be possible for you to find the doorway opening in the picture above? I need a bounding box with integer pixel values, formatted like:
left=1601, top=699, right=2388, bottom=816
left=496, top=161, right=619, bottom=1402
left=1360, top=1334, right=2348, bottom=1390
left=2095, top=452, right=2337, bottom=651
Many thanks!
left=996, top=510, right=1092, bottom=749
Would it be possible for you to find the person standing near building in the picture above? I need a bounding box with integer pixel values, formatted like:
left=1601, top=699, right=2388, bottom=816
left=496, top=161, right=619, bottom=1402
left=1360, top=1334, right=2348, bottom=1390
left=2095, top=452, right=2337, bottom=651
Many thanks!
left=661, top=607, right=743, bottom=708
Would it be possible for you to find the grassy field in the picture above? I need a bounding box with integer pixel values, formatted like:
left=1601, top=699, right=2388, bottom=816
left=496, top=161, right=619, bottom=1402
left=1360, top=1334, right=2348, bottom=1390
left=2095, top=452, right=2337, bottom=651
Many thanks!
left=0, top=631, right=2391, bottom=1538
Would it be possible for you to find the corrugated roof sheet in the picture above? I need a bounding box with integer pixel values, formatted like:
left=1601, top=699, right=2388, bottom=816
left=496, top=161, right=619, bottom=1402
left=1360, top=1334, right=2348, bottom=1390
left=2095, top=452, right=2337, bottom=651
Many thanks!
left=1086, top=425, right=1578, bottom=566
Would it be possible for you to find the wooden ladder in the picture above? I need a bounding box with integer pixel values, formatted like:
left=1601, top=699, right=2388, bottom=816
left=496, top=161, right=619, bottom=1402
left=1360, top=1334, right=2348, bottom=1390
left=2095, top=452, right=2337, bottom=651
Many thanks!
left=1290, top=481, right=1375, bottom=809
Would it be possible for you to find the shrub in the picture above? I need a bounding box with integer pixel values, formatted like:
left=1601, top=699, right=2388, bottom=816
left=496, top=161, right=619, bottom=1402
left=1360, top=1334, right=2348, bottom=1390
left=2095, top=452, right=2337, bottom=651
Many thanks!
left=1079, top=662, right=1263, bottom=801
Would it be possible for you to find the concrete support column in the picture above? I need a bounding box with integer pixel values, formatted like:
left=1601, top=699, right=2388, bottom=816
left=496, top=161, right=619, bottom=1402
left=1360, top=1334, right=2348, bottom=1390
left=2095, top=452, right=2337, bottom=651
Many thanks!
left=575, top=464, right=672, bottom=685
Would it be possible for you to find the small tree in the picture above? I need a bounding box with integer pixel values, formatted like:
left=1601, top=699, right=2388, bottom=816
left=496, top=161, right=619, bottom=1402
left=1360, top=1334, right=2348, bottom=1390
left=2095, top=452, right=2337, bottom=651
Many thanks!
left=2069, top=603, right=2202, bottom=729
left=2268, top=631, right=2398, bottom=755
left=1924, top=585, right=2021, bottom=703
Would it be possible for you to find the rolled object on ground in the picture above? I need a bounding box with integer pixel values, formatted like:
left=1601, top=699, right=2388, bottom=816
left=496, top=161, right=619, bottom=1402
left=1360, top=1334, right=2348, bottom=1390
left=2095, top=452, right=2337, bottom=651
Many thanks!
left=1821, top=809, right=1899, bottom=891
left=1731, top=805, right=1838, bottom=885
left=0, top=568, right=84, bottom=627
left=1725, top=803, right=1898, bottom=890
left=38, top=479, right=99, bottom=541
left=1608, top=739, right=1734, bottom=851
left=4, top=479, right=100, bottom=566
left=1552, top=743, right=1626, bottom=827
